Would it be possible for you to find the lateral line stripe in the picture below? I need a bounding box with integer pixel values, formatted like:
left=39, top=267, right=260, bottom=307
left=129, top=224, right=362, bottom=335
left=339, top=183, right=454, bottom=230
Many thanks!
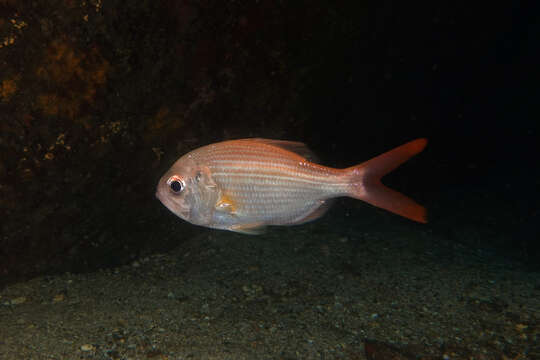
left=212, top=164, right=336, bottom=181
left=213, top=172, right=324, bottom=185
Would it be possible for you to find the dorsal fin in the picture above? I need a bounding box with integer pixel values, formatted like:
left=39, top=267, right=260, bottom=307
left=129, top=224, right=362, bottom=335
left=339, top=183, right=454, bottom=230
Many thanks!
left=248, top=138, right=319, bottom=162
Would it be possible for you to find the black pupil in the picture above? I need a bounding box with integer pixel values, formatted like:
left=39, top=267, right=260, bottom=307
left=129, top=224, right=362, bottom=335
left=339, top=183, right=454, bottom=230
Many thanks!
left=170, top=180, right=183, bottom=193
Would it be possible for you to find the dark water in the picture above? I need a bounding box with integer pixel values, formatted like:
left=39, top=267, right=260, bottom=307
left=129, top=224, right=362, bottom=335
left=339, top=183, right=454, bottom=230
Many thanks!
left=0, top=0, right=538, bottom=314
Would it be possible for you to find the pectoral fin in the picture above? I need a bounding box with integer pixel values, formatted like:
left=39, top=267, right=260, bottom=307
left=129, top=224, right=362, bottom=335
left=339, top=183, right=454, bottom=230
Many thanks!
left=215, top=194, right=237, bottom=214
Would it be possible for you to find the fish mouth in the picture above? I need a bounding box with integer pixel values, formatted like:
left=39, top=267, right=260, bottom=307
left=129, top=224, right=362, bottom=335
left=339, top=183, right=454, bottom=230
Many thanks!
left=155, top=187, right=165, bottom=203
left=155, top=188, right=191, bottom=220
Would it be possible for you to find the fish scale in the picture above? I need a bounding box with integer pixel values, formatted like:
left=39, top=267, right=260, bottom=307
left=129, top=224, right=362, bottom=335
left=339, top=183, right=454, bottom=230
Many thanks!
left=189, top=141, right=340, bottom=225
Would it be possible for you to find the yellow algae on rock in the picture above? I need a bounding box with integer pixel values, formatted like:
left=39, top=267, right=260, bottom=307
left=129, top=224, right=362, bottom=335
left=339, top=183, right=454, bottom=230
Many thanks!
left=34, top=40, right=110, bottom=119
left=0, top=77, right=18, bottom=102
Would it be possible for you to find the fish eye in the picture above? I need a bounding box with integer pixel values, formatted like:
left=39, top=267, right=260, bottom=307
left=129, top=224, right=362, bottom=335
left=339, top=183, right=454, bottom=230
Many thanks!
left=167, top=176, right=185, bottom=194
left=170, top=180, right=183, bottom=193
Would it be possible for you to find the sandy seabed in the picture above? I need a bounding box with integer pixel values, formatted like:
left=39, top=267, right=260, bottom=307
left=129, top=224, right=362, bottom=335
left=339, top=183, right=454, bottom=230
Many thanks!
left=1, top=213, right=538, bottom=360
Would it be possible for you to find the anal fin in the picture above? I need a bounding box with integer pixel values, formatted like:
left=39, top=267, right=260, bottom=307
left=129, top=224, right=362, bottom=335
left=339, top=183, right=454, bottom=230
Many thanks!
left=286, top=199, right=334, bottom=225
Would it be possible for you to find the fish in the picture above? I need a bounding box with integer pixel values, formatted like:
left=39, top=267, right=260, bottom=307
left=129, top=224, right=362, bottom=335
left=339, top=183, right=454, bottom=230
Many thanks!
left=155, top=138, right=427, bottom=234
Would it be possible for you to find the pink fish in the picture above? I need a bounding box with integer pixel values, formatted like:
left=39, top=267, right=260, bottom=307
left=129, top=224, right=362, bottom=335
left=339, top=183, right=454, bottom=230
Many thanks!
left=156, top=138, right=427, bottom=234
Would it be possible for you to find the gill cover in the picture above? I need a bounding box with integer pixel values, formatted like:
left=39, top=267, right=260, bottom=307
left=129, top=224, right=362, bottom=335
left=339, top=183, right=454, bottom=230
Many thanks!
left=181, top=165, right=221, bottom=225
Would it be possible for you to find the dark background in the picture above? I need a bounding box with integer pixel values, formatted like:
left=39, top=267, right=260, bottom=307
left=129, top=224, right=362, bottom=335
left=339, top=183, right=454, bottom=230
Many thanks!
left=1, top=1, right=538, bottom=288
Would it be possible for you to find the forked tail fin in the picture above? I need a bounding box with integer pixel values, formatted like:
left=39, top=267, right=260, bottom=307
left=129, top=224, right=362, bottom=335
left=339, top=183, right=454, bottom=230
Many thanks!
left=346, top=138, right=427, bottom=223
